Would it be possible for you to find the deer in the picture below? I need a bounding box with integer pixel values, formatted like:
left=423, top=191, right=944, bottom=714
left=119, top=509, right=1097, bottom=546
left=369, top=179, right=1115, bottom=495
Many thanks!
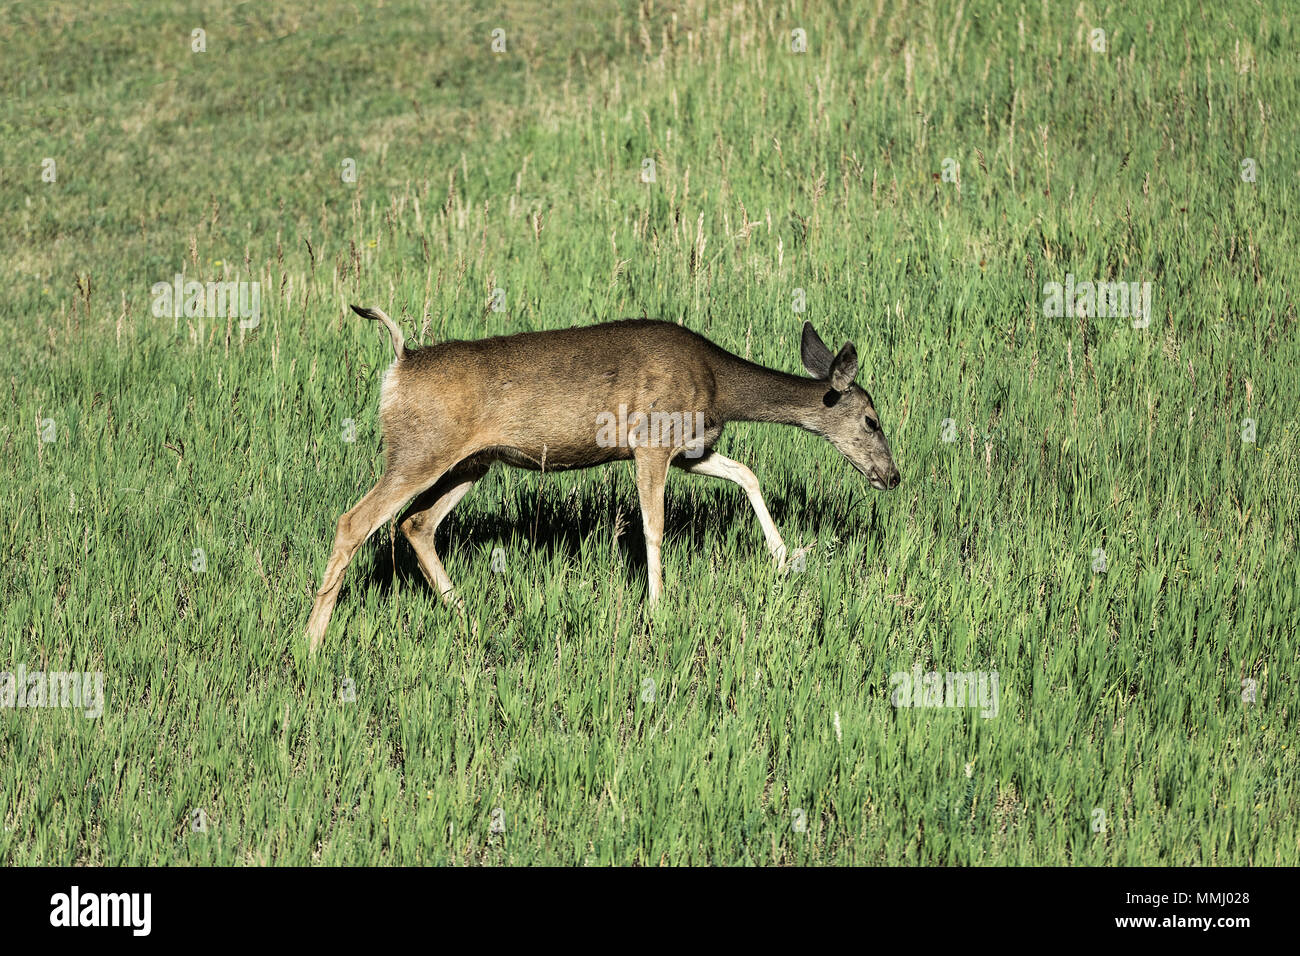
left=305, top=306, right=901, bottom=650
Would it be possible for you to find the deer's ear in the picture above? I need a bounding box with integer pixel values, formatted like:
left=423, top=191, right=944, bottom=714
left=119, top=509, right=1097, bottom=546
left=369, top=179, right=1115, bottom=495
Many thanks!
left=801, top=322, right=835, bottom=378
left=829, top=342, right=858, bottom=392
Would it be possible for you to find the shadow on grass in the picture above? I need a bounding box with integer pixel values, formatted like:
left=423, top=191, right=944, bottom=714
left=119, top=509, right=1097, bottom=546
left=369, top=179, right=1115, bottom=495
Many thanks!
left=350, top=470, right=884, bottom=600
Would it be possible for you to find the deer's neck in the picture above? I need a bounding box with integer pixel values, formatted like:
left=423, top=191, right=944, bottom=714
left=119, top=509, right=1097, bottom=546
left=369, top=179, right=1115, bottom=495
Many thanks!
left=712, top=352, right=826, bottom=431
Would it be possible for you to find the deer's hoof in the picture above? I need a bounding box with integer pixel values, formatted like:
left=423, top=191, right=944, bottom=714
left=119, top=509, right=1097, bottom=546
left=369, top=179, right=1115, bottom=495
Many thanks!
left=772, top=543, right=789, bottom=573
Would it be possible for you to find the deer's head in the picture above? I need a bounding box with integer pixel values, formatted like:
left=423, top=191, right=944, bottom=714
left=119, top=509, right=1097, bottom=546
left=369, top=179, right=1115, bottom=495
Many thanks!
left=800, top=322, right=900, bottom=491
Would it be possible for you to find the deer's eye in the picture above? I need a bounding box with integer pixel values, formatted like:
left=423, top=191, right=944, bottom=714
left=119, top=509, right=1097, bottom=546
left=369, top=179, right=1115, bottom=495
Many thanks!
left=865, top=415, right=879, bottom=431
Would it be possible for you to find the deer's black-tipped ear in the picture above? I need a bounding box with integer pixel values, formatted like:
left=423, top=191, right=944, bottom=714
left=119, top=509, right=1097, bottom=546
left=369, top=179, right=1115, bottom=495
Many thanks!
left=829, top=342, right=858, bottom=392
left=801, top=322, right=835, bottom=378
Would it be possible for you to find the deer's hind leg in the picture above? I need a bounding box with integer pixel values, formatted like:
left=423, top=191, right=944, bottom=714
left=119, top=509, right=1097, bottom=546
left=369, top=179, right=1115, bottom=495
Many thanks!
left=306, top=455, right=460, bottom=651
left=397, top=459, right=489, bottom=606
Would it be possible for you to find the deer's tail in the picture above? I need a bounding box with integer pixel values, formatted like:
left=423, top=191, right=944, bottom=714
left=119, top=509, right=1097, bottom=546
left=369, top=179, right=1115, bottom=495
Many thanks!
left=349, top=304, right=405, bottom=358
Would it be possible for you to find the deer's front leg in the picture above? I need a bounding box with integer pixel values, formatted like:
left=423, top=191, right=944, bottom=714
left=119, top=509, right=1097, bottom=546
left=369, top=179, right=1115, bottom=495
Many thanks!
left=675, top=451, right=788, bottom=571
left=633, top=449, right=670, bottom=607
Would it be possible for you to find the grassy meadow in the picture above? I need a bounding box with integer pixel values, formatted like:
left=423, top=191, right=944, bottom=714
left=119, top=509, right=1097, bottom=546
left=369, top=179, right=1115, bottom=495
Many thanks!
left=1, top=0, right=1297, bottom=864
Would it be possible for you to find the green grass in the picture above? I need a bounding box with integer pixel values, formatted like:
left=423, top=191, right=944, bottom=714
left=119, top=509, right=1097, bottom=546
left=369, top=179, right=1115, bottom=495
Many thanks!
left=1, top=0, right=1296, bottom=864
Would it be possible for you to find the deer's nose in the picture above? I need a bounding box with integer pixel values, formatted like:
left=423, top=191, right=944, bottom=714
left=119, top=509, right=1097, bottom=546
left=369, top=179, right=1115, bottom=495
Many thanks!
left=887, top=471, right=901, bottom=489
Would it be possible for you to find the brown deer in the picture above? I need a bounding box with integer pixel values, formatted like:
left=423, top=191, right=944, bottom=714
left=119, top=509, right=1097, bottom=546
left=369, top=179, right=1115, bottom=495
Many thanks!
left=306, top=306, right=900, bottom=649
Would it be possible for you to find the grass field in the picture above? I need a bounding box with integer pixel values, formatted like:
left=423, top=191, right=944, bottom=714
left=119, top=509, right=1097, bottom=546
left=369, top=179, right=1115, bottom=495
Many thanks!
left=2, top=0, right=1297, bottom=865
